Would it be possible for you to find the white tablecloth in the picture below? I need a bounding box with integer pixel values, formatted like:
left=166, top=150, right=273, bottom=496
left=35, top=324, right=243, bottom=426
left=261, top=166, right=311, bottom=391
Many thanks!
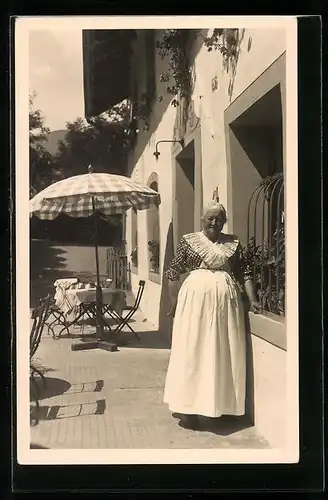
left=53, top=278, right=79, bottom=313
left=55, top=285, right=126, bottom=319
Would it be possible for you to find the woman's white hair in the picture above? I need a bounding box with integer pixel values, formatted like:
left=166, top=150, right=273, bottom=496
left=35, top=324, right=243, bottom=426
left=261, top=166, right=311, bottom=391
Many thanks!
left=202, top=202, right=227, bottom=222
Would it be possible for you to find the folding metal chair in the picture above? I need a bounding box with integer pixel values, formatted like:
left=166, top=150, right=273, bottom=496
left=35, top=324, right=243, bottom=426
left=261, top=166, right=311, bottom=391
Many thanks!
left=112, top=280, right=145, bottom=339
left=45, top=279, right=79, bottom=338
left=30, top=294, right=51, bottom=413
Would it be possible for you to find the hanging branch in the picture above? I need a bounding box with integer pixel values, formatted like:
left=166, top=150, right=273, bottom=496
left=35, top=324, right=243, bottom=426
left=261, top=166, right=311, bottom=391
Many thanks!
left=156, top=29, right=193, bottom=108
left=155, top=29, right=240, bottom=108
left=203, top=28, right=238, bottom=61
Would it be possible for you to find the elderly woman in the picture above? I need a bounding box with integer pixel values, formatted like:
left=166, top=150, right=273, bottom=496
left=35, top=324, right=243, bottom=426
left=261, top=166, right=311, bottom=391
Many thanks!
left=163, top=202, right=260, bottom=429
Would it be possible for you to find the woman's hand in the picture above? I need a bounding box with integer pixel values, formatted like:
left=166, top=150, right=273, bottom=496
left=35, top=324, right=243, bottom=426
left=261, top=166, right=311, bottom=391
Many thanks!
left=250, top=300, right=261, bottom=314
left=167, top=302, right=177, bottom=318
left=167, top=281, right=179, bottom=318
left=244, top=279, right=261, bottom=314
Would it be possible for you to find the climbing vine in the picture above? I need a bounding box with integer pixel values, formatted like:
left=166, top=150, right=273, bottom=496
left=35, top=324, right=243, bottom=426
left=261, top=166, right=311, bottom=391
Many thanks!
left=155, top=28, right=239, bottom=108
left=203, top=28, right=239, bottom=61
left=156, top=29, right=193, bottom=107
left=203, top=28, right=242, bottom=98
left=131, top=92, right=151, bottom=131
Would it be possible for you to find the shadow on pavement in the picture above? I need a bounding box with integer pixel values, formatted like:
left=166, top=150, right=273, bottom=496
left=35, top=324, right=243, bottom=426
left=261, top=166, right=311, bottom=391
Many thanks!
left=31, top=377, right=105, bottom=400
left=31, top=399, right=106, bottom=421
left=118, top=329, right=170, bottom=349
left=75, top=317, right=136, bottom=328
left=173, top=414, right=253, bottom=436
left=65, top=380, right=104, bottom=394
left=31, top=377, right=71, bottom=400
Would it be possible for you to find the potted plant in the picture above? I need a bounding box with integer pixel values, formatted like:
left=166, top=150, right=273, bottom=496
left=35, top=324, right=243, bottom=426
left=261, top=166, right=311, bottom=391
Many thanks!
left=242, top=226, right=285, bottom=316
left=130, top=246, right=138, bottom=268
left=270, top=225, right=285, bottom=315
left=148, top=240, right=160, bottom=273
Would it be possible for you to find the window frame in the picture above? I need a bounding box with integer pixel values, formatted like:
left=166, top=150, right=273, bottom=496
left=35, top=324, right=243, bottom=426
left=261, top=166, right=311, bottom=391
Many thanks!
left=146, top=173, right=161, bottom=284
left=224, top=53, right=286, bottom=349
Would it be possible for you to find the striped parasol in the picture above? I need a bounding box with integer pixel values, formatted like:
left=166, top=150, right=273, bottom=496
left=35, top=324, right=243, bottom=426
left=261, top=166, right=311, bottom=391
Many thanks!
left=29, top=169, right=160, bottom=219
left=29, top=166, right=160, bottom=344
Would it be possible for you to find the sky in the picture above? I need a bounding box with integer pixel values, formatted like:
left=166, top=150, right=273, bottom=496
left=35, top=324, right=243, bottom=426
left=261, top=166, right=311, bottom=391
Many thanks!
left=29, top=30, right=84, bottom=131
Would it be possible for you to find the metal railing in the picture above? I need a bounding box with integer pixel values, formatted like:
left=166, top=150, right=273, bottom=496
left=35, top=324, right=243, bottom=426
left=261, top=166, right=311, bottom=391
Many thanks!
left=106, top=247, right=131, bottom=291
left=245, top=172, right=285, bottom=317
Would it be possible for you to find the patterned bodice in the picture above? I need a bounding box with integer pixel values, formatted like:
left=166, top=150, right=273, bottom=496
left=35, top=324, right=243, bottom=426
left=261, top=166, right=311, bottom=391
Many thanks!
left=165, top=231, right=252, bottom=287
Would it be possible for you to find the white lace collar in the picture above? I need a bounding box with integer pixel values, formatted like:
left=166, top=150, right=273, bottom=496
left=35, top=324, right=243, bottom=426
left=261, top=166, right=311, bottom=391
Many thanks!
left=184, top=231, right=239, bottom=269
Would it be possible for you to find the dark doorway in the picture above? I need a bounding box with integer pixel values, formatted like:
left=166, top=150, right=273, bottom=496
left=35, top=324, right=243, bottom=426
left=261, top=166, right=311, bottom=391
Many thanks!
left=228, top=84, right=283, bottom=245
left=175, top=140, right=195, bottom=243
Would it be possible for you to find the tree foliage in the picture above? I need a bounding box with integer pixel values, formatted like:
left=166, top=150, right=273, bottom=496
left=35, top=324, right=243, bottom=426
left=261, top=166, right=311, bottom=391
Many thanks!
left=29, top=93, right=57, bottom=197
left=156, top=29, right=193, bottom=107
left=54, top=102, right=133, bottom=178
left=29, top=94, right=134, bottom=198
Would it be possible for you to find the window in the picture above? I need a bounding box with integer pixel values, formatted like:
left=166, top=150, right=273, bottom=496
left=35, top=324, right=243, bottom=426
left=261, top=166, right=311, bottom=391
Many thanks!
left=227, top=83, right=285, bottom=320
left=245, top=172, right=285, bottom=318
left=224, top=55, right=286, bottom=349
left=146, top=174, right=160, bottom=281
left=130, top=208, right=138, bottom=271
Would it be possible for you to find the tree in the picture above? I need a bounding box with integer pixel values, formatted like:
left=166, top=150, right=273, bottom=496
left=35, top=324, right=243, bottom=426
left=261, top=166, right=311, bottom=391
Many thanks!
left=29, top=97, right=132, bottom=243
left=29, top=93, right=56, bottom=197
left=54, top=101, right=134, bottom=178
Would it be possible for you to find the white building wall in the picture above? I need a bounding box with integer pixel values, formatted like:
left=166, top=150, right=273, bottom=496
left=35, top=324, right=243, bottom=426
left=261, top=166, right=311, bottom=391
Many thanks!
left=251, top=335, right=286, bottom=449
left=231, top=28, right=287, bottom=101
left=124, top=28, right=289, bottom=448
left=127, top=28, right=286, bottom=325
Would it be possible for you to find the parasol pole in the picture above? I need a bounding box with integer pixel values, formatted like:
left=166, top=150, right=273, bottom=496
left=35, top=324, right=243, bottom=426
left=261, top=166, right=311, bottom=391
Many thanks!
left=92, top=195, right=104, bottom=340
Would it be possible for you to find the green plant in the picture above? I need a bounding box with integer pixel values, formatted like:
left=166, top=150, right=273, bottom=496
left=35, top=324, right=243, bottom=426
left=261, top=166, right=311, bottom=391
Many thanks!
left=203, top=28, right=239, bottom=61
left=156, top=29, right=193, bottom=108
left=203, top=28, right=242, bottom=99
left=130, top=246, right=138, bottom=267
left=54, top=105, right=133, bottom=179
left=29, top=93, right=56, bottom=197
left=243, top=225, right=285, bottom=316
left=242, top=236, right=263, bottom=272
left=148, top=240, right=160, bottom=273
left=155, top=28, right=240, bottom=111
left=268, top=225, right=285, bottom=314
left=131, top=92, right=151, bottom=131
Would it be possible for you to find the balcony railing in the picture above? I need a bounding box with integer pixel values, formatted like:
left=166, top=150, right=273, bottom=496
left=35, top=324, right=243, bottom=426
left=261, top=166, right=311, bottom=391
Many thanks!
left=244, top=172, right=285, bottom=317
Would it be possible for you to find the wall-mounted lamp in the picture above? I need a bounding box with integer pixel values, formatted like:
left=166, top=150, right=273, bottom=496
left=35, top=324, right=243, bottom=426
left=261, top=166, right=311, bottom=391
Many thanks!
left=153, top=139, right=185, bottom=160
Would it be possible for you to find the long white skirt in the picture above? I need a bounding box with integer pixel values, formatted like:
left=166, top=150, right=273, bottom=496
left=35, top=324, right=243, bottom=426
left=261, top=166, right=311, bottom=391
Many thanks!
left=163, top=269, right=246, bottom=418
